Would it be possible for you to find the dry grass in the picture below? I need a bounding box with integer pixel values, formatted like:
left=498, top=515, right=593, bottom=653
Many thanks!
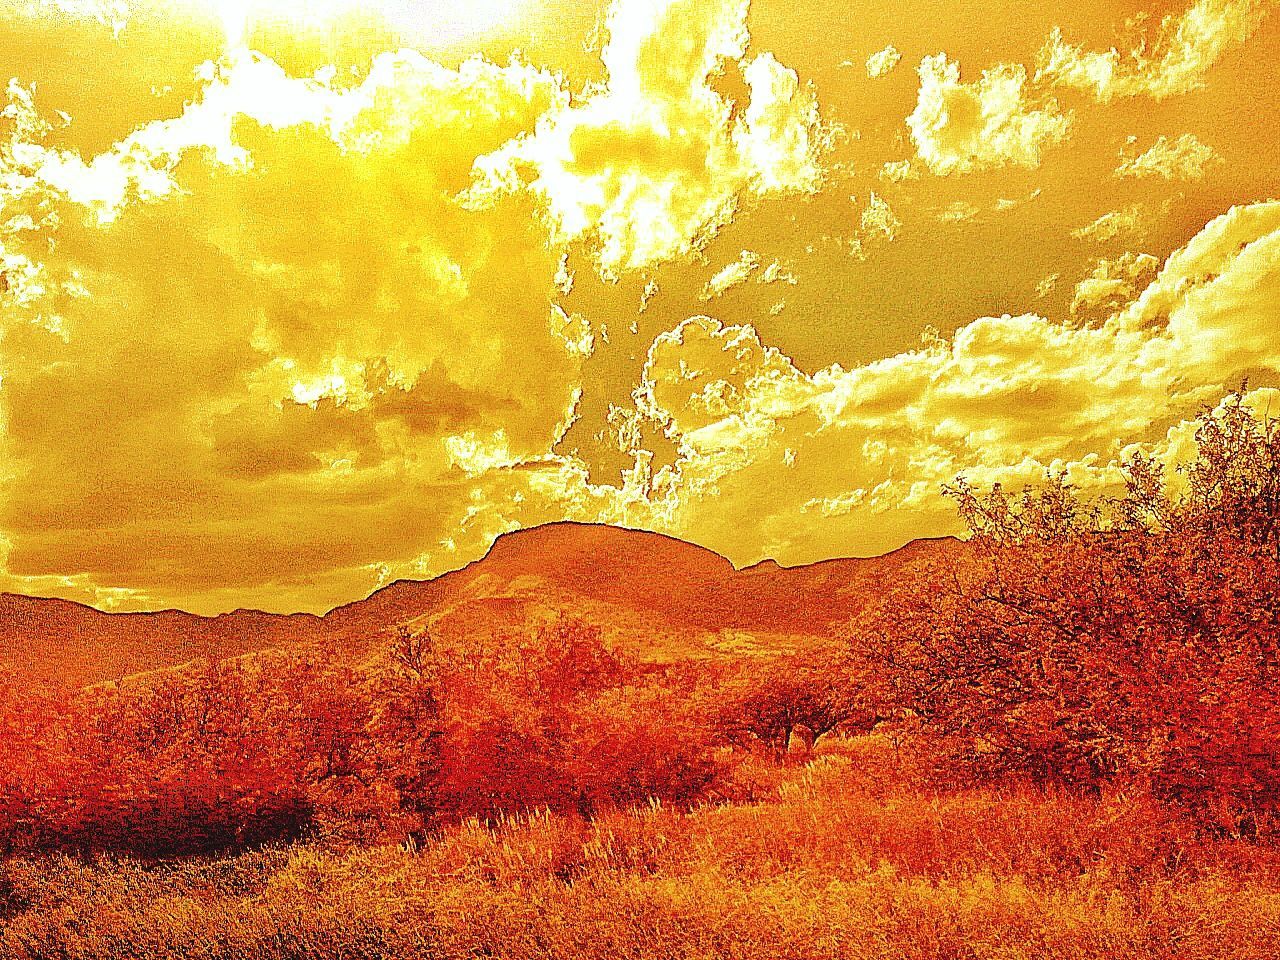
left=4, top=737, right=1279, bottom=960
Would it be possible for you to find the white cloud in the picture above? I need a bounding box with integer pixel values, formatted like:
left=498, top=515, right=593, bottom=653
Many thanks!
left=1036, top=0, right=1269, bottom=101
left=1116, top=133, right=1220, bottom=180
left=937, top=200, right=980, bottom=223
left=866, top=45, right=902, bottom=79
left=1070, top=251, right=1160, bottom=320
left=906, top=53, right=1071, bottom=175
left=879, top=159, right=919, bottom=182
left=467, top=0, right=826, bottom=278
left=701, top=249, right=761, bottom=299
left=1072, top=203, right=1148, bottom=243
left=620, top=202, right=1280, bottom=564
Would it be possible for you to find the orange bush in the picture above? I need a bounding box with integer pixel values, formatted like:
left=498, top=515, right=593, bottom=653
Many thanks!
left=435, top=619, right=722, bottom=819
left=5, top=740, right=1280, bottom=960
left=0, top=618, right=729, bottom=856
left=711, top=642, right=878, bottom=760
left=856, top=394, right=1280, bottom=825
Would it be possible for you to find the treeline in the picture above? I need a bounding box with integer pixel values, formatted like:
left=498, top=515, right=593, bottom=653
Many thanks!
left=1, top=394, right=1276, bottom=858
left=0, top=620, right=865, bottom=857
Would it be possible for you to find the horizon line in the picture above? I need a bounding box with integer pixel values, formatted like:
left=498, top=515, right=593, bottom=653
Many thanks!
left=0, top=520, right=963, bottom=621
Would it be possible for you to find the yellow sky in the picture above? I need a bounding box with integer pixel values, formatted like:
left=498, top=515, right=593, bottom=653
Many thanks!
left=0, top=0, right=1277, bottom=613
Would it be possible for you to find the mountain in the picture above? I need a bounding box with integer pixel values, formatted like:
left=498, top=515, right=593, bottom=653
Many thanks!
left=0, top=594, right=324, bottom=687
left=0, top=523, right=958, bottom=686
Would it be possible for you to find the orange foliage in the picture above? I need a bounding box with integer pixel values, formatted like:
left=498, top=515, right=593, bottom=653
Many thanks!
left=856, top=394, right=1280, bottom=827
left=4, top=740, right=1280, bottom=960
left=0, top=618, right=724, bottom=857
left=711, top=642, right=877, bottom=759
left=2, top=394, right=1279, bottom=960
left=0, top=654, right=436, bottom=856
left=433, top=619, right=719, bottom=819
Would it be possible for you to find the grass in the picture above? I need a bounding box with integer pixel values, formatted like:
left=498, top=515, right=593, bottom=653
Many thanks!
left=3, top=737, right=1279, bottom=960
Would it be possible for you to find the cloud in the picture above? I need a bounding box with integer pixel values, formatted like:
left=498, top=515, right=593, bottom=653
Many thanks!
left=757, top=260, right=797, bottom=286
left=1, top=0, right=1276, bottom=613
left=906, top=53, right=1071, bottom=175
left=1070, top=251, right=1160, bottom=320
left=1115, top=133, right=1220, bottom=180
left=0, top=45, right=590, bottom=612
left=0, top=0, right=835, bottom=613
left=699, top=250, right=796, bottom=299
left=1072, top=203, right=1149, bottom=243
left=1036, top=274, right=1060, bottom=298
left=614, top=202, right=1280, bottom=566
left=937, top=200, right=980, bottom=223
left=639, top=278, right=660, bottom=313
left=701, top=249, right=761, bottom=299
left=879, top=159, right=918, bottom=182
left=1036, top=0, right=1269, bottom=101
left=848, top=190, right=900, bottom=258
left=549, top=304, right=596, bottom=356
left=930, top=188, right=1041, bottom=224
left=1113, top=202, right=1280, bottom=362
left=466, top=0, right=827, bottom=279
left=866, top=44, right=902, bottom=79
left=30, top=0, right=129, bottom=36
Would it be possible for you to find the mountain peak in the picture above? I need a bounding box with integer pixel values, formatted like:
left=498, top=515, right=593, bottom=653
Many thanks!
left=2, top=524, right=959, bottom=686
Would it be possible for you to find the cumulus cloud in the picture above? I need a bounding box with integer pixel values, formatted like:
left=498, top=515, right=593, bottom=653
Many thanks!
left=1, top=0, right=1276, bottom=612
left=467, top=0, right=826, bottom=278
left=866, top=44, right=902, bottom=78
left=0, top=0, right=835, bottom=612
left=1070, top=251, right=1160, bottom=320
left=1116, top=133, right=1220, bottom=180
left=1036, top=0, right=1269, bottom=101
left=906, top=53, right=1071, bottom=175
left=613, top=202, right=1280, bottom=565
left=0, top=45, right=590, bottom=611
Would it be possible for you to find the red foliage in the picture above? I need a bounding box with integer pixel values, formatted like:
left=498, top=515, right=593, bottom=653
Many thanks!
left=0, top=618, right=724, bottom=856
left=856, top=394, right=1280, bottom=827
left=2, top=394, right=1276, bottom=857
left=712, top=643, right=877, bottom=760
left=0, top=651, right=446, bottom=856
left=435, top=619, right=718, bottom=819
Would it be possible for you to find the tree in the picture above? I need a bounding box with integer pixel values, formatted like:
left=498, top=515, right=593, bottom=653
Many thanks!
left=717, top=644, right=877, bottom=762
left=365, top=627, right=446, bottom=839
left=855, top=392, right=1280, bottom=825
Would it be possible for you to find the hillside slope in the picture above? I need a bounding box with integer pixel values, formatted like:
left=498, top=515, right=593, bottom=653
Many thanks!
left=0, top=523, right=958, bottom=685
left=0, top=594, right=323, bottom=686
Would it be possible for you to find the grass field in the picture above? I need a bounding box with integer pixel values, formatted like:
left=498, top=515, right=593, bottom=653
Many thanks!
left=5, top=738, right=1278, bottom=960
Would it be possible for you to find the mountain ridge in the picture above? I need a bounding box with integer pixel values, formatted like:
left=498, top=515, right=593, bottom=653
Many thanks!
left=0, top=522, right=961, bottom=686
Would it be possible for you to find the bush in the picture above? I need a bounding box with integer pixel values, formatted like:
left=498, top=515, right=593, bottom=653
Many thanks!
left=855, top=393, right=1280, bottom=826
left=0, top=618, right=730, bottom=856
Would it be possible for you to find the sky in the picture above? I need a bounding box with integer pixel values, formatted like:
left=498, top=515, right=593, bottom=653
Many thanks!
left=0, top=0, right=1277, bottom=614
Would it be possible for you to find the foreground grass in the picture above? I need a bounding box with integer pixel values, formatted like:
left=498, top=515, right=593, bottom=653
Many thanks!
left=4, top=740, right=1280, bottom=960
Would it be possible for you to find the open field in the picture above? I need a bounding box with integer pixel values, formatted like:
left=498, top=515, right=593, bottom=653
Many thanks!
left=4, top=739, right=1280, bottom=960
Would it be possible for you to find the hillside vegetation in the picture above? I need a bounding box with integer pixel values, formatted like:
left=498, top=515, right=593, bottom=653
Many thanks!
left=4, top=740, right=1280, bottom=960
left=1, top=393, right=1278, bottom=958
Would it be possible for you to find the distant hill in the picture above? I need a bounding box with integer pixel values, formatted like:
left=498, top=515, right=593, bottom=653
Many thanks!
left=0, top=523, right=959, bottom=686
left=0, top=594, right=325, bottom=687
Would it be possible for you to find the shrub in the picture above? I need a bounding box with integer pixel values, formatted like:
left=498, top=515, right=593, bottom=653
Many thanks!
left=855, top=393, right=1280, bottom=825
